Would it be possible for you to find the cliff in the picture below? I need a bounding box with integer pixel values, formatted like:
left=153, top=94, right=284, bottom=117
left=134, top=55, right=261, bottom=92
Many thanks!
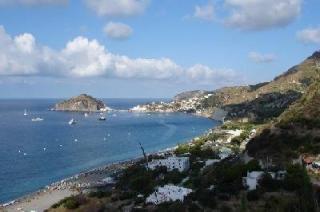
left=55, top=94, right=106, bottom=112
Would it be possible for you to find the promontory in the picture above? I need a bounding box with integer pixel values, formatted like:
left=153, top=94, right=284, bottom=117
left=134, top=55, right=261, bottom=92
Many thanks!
left=54, top=94, right=107, bottom=112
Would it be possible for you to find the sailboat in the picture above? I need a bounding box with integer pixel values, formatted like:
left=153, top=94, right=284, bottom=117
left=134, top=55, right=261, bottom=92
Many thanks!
left=69, top=118, right=76, bottom=125
left=24, top=109, right=28, bottom=116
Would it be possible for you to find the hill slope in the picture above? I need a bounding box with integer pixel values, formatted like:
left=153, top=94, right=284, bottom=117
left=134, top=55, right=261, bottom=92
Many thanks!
left=55, top=94, right=106, bottom=112
left=246, top=76, right=320, bottom=161
left=200, top=51, right=320, bottom=121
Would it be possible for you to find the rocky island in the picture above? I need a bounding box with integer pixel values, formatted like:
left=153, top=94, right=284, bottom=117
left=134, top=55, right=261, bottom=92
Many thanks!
left=54, top=94, right=108, bottom=112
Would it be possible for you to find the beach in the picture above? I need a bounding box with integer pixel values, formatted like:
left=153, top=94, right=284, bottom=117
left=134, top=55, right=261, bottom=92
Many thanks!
left=0, top=158, right=141, bottom=212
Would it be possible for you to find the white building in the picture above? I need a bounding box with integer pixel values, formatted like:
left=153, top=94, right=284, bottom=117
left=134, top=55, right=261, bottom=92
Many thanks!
left=130, top=105, right=147, bottom=112
left=243, top=171, right=286, bottom=190
left=146, top=185, right=192, bottom=205
left=147, top=156, right=190, bottom=172
left=243, top=171, right=265, bottom=190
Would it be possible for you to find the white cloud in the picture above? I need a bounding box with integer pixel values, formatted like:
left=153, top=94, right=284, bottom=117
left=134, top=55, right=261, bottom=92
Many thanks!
left=248, top=51, right=276, bottom=63
left=193, top=1, right=215, bottom=21
left=0, top=26, right=60, bottom=76
left=186, top=64, right=236, bottom=84
left=224, top=0, right=302, bottom=30
left=104, top=22, right=133, bottom=40
left=85, top=0, right=149, bottom=17
left=0, top=0, right=68, bottom=6
left=0, top=25, right=238, bottom=86
left=297, top=27, right=320, bottom=44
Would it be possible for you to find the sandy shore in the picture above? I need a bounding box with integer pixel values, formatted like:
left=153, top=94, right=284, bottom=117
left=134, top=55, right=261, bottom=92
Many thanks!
left=0, top=132, right=198, bottom=212
left=3, top=189, right=76, bottom=212
left=0, top=157, right=144, bottom=212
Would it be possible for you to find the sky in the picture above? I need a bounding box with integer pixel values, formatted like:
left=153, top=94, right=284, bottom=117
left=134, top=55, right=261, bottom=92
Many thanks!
left=0, top=0, right=319, bottom=98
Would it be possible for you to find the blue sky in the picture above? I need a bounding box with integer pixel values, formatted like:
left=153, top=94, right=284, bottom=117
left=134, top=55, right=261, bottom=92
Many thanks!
left=0, top=0, right=319, bottom=98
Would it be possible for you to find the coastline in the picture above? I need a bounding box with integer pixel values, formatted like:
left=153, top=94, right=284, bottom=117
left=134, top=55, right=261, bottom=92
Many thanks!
left=1, top=113, right=218, bottom=211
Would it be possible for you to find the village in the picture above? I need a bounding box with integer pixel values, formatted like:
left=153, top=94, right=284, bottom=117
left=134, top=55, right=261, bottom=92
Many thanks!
left=130, top=93, right=215, bottom=116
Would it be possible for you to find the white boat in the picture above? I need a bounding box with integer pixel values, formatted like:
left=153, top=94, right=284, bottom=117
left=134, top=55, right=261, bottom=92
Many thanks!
left=69, top=118, right=76, bottom=125
left=98, top=116, right=106, bottom=121
left=31, top=117, right=43, bottom=122
left=24, top=109, right=28, bottom=116
left=84, top=113, right=89, bottom=117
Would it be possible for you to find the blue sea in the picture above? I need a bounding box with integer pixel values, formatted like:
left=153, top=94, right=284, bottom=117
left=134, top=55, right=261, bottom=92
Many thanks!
left=0, top=99, right=218, bottom=203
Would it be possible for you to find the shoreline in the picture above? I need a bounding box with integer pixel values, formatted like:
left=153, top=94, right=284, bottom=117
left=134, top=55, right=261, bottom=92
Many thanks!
left=0, top=136, right=210, bottom=211
left=1, top=111, right=219, bottom=211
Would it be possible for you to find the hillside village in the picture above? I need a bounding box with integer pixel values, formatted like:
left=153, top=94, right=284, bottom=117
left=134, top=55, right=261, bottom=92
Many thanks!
left=45, top=51, right=320, bottom=211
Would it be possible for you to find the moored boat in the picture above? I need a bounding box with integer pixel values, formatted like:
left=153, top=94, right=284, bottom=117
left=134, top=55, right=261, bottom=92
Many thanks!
left=31, top=117, right=43, bottom=122
left=69, top=118, right=76, bottom=125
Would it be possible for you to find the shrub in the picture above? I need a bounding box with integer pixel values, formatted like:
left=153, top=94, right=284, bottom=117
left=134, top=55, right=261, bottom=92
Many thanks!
left=220, top=204, right=233, bottom=212
left=195, top=189, right=216, bottom=209
left=51, top=195, right=83, bottom=209
left=258, top=173, right=280, bottom=192
left=88, top=191, right=112, bottom=198
left=163, top=169, right=187, bottom=185
left=247, top=190, right=261, bottom=201
left=175, top=144, right=189, bottom=155
left=245, top=159, right=261, bottom=172
left=283, top=165, right=315, bottom=211
left=64, top=197, right=80, bottom=209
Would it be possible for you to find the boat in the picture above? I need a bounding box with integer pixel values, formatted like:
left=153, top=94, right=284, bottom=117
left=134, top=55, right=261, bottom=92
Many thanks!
left=84, top=113, right=89, bottom=117
left=98, top=116, right=106, bottom=121
left=69, top=118, right=76, bottom=125
left=31, top=117, right=44, bottom=122
left=24, top=109, right=28, bottom=116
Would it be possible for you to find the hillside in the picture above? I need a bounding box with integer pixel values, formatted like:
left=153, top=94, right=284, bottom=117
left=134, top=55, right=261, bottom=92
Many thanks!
left=201, top=51, right=320, bottom=121
left=246, top=78, right=320, bottom=161
left=55, top=94, right=106, bottom=112
left=174, top=90, right=209, bottom=101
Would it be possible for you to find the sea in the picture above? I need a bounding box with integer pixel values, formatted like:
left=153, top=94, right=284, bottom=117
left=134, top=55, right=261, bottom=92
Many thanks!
left=0, top=99, right=219, bottom=204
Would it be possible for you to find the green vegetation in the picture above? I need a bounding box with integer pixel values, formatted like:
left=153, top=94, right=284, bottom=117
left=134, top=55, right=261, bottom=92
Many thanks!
left=116, top=163, right=188, bottom=197
left=88, top=191, right=112, bottom=199
left=221, top=122, right=255, bottom=131
left=278, top=80, right=320, bottom=129
left=51, top=195, right=86, bottom=209
left=175, top=134, right=220, bottom=160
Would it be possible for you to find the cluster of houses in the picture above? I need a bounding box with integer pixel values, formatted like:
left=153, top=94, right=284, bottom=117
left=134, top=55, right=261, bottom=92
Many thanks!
left=130, top=101, right=175, bottom=113
left=146, top=185, right=192, bottom=205
left=129, top=93, right=214, bottom=114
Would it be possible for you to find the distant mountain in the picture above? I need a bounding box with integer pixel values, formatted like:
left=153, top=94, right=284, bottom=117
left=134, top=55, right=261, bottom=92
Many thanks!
left=55, top=94, right=106, bottom=112
left=173, top=90, right=209, bottom=101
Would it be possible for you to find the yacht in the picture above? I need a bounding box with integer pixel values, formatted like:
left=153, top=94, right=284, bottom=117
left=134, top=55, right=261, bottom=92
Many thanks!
left=31, top=117, right=44, bottom=122
left=69, top=118, right=76, bottom=125
left=98, top=116, right=106, bottom=121
left=24, top=109, right=28, bottom=116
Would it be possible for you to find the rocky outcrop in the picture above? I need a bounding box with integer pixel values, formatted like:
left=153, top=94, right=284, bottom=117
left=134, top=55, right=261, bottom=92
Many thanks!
left=55, top=94, right=106, bottom=112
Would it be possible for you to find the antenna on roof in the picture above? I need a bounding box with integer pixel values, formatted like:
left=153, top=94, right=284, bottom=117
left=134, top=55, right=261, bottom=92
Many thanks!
left=139, top=142, right=149, bottom=170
